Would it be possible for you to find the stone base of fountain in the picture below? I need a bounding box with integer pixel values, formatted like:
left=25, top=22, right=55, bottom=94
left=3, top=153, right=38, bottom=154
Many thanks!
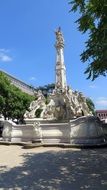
left=69, top=116, right=106, bottom=146
left=2, top=116, right=107, bottom=147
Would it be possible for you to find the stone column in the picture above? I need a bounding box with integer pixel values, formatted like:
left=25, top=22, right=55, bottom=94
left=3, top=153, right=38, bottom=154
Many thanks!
left=55, top=27, right=67, bottom=93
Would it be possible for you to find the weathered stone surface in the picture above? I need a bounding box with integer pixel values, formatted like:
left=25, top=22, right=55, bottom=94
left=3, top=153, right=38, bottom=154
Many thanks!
left=2, top=120, right=38, bottom=142
left=24, top=88, right=91, bottom=120
left=69, top=116, right=106, bottom=145
left=2, top=116, right=107, bottom=146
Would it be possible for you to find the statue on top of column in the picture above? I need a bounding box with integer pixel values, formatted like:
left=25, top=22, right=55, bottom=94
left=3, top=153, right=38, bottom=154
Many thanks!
left=55, top=27, right=64, bottom=48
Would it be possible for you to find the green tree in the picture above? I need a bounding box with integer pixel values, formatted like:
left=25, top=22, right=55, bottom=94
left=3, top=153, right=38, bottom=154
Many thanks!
left=0, top=72, right=34, bottom=122
left=0, top=72, right=11, bottom=118
left=69, top=0, right=107, bottom=80
left=37, top=83, right=55, bottom=96
left=86, top=97, right=95, bottom=115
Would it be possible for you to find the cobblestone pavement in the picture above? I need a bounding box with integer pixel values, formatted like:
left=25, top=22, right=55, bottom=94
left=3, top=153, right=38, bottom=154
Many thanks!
left=0, top=145, right=107, bottom=190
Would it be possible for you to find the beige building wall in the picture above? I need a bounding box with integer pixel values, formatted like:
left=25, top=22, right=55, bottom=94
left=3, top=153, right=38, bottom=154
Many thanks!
left=1, top=70, right=35, bottom=96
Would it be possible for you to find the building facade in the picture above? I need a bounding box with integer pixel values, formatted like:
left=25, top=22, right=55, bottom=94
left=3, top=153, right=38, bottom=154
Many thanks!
left=0, top=70, right=35, bottom=96
left=96, top=110, right=107, bottom=123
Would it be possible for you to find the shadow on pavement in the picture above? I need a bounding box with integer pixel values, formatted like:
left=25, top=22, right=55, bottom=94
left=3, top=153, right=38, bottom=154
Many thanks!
left=0, top=148, right=107, bottom=190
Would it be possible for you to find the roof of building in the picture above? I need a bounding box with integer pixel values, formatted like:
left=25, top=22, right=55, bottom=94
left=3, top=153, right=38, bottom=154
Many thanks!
left=0, top=70, right=35, bottom=95
left=96, top=110, right=107, bottom=113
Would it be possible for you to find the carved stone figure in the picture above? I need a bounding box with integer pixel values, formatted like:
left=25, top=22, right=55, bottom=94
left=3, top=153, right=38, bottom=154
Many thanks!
left=33, top=122, right=41, bottom=138
left=55, top=27, right=64, bottom=48
left=24, top=90, right=46, bottom=119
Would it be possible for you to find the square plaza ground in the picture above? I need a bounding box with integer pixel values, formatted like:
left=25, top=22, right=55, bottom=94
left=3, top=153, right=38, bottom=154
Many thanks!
left=0, top=145, right=107, bottom=190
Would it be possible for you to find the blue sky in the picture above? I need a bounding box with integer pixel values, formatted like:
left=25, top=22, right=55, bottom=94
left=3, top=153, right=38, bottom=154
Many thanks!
left=0, top=0, right=107, bottom=109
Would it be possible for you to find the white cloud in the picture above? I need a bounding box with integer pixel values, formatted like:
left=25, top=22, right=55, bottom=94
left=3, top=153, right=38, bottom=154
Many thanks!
left=89, top=85, right=97, bottom=89
left=96, top=97, right=107, bottom=107
left=29, top=77, right=36, bottom=81
left=0, top=48, right=9, bottom=53
left=0, top=49, right=12, bottom=62
left=0, top=53, right=12, bottom=62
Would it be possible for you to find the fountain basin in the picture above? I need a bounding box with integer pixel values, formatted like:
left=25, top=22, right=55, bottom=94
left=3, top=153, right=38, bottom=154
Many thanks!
left=69, top=116, right=106, bottom=146
left=2, top=116, right=107, bottom=147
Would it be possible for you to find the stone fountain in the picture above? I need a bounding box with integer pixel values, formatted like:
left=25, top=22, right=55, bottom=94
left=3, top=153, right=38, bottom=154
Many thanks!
left=24, top=27, right=91, bottom=121
left=2, top=28, right=107, bottom=147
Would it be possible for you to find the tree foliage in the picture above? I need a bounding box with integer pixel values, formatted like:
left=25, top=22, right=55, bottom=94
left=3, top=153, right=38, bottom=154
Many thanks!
left=86, top=97, right=95, bottom=115
left=36, top=83, right=55, bottom=96
left=0, top=72, right=34, bottom=122
left=69, top=0, right=107, bottom=80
